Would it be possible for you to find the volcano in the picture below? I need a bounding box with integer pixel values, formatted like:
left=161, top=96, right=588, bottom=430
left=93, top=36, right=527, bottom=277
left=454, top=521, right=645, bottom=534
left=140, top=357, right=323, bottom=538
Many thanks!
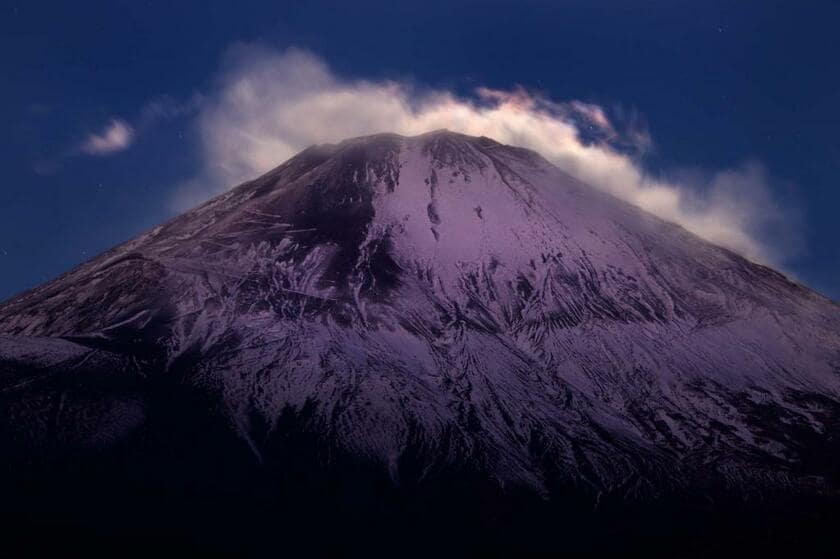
left=1, top=130, right=839, bottom=556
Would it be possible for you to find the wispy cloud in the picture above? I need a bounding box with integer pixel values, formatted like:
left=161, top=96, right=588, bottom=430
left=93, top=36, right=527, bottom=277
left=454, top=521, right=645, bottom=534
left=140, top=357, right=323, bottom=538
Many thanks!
left=137, top=94, right=204, bottom=128
left=32, top=94, right=203, bottom=174
left=80, top=119, right=134, bottom=155
left=173, top=44, right=800, bottom=266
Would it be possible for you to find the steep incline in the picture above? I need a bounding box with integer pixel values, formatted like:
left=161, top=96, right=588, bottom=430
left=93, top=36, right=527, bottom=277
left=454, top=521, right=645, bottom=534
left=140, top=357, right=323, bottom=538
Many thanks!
left=2, top=130, right=839, bottom=500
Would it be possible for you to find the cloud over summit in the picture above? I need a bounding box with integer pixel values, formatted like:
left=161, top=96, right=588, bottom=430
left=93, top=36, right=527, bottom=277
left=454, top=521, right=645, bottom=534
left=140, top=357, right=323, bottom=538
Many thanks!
left=174, top=44, right=799, bottom=267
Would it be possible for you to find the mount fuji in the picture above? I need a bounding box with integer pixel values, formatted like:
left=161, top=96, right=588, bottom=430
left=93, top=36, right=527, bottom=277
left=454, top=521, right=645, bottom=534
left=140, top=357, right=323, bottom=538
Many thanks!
left=2, top=130, right=839, bottom=556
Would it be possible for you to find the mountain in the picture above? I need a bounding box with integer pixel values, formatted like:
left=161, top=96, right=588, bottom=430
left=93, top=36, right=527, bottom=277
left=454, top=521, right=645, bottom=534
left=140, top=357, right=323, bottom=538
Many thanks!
left=2, top=130, right=839, bottom=556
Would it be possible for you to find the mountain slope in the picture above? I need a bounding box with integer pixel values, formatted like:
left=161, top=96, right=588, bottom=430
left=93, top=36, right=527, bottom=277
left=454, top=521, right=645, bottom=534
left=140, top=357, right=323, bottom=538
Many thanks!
left=1, top=130, right=839, bottom=554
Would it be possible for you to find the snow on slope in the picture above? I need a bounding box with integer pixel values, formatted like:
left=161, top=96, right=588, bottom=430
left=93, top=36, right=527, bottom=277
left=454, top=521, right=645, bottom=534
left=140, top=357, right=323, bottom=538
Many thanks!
left=1, top=130, right=839, bottom=497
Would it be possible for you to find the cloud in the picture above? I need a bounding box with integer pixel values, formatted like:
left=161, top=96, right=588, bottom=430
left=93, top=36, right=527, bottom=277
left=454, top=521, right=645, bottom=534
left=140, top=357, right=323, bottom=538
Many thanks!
left=30, top=94, right=202, bottom=175
left=80, top=119, right=134, bottom=155
left=137, top=94, right=204, bottom=128
left=173, top=44, right=799, bottom=266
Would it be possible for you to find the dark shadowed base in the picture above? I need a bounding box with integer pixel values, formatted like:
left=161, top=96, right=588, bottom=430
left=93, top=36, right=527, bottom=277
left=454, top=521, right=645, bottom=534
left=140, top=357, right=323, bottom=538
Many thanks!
left=2, top=380, right=839, bottom=558
left=4, top=468, right=840, bottom=558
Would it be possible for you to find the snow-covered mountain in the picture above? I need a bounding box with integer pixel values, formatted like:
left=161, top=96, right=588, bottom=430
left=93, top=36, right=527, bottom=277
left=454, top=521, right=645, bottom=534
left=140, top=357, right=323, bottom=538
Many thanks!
left=2, top=130, right=839, bottom=554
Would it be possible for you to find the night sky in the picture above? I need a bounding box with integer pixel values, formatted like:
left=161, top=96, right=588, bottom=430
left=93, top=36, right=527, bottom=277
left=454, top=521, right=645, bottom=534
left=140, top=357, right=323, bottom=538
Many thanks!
left=1, top=0, right=838, bottom=300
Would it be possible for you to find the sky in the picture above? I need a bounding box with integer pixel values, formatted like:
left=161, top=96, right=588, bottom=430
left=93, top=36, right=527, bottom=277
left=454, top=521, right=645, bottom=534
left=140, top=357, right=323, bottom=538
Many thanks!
left=1, top=0, right=838, bottom=301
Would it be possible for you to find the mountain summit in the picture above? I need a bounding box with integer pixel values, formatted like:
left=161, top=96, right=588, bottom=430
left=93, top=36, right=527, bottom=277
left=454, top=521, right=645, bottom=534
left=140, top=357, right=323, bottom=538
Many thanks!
left=2, top=130, right=839, bottom=555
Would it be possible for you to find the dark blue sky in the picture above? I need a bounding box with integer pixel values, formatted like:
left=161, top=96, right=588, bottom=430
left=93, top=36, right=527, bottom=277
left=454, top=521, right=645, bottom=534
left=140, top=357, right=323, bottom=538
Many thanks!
left=1, top=0, right=838, bottom=300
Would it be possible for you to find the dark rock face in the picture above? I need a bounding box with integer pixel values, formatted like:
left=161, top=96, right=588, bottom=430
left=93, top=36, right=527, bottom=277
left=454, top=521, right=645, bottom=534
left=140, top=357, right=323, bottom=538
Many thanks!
left=1, top=130, right=839, bottom=556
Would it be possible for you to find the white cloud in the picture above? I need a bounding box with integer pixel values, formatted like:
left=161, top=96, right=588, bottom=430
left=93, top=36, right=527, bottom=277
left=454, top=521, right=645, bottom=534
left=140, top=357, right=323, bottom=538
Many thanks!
left=173, top=44, right=799, bottom=266
left=80, top=119, right=134, bottom=155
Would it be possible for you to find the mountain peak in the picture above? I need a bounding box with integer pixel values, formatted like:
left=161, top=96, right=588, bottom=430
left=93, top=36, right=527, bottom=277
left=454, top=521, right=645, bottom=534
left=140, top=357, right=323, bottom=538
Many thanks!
left=305, top=129, right=526, bottom=161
